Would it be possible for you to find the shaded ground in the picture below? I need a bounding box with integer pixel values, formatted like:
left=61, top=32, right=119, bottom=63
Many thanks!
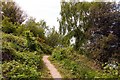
left=42, top=55, right=62, bottom=79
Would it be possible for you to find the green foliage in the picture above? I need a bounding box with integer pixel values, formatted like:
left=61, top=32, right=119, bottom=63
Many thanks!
left=52, top=48, right=66, bottom=61
left=1, top=1, right=53, bottom=79
left=52, top=46, right=73, bottom=59
left=52, top=47, right=98, bottom=78
left=25, top=31, right=38, bottom=51
left=2, top=17, right=27, bottom=36
left=2, top=17, right=16, bottom=34
left=2, top=42, right=16, bottom=61
left=87, top=33, right=119, bottom=63
left=86, top=2, right=120, bottom=63
left=24, top=30, right=52, bottom=53
left=25, top=17, right=45, bottom=39
left=2, top=32, right=26, bottom=52
left=15, top=24, right=27, bottom=36
left=51, top=47, right=120, bottom=78
left=2, top=0, right=120, bottom=79
left=38, top=42, right=52, bottom=54
left=2, top=39, right=42, bottom=68
left=15, top=51, right=42, bottom=69
left=59, top=2, right=90, bottom=48
left=46, top=28, right=62, bottom=47
left=2, top=1, right=26, bottom=24
left=2, top=33, right=43, bottom=79
left=2, top=60, right=40, bottom=80
left=2, top=26, right=48, bottom=79
left=59, top=1, right=120, bottom=64
left=2, top=32, right=26, bottom=46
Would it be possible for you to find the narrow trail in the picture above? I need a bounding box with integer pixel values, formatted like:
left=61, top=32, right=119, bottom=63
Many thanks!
left=42, top=55, right=62, bottom=79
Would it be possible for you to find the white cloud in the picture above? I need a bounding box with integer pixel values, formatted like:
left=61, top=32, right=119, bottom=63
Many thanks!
left=14, top=0, right=119, bottom=30
left=14, top=0, right=61, bottom=30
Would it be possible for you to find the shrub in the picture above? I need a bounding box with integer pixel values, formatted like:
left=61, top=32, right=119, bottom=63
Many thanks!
left=87, top=34, right=120, bottom=63
left=14, top=51, right=42, bottom=69
left=37, top=42, right=52, bottom=54
left=100, top=62, right=120, bottom=78
left=2, top=60, right=40, bottom=80
left=2, top=17, right=16, bottom=34
left=2, top=45, right=42, bottom=69
left=25, top=31, right=38, bottom=51
left=2, top=33, right=26, bottom=51
left=52, top=46, right=75, bottom=61
left=51, top=47, right=120, bottom=78
left=2, top=42, right=16, bottom=61
left=52, top=47, right=66, bottom=61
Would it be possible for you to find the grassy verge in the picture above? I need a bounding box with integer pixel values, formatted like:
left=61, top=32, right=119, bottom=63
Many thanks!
left=49, top=46, right=120, bottom=79
left=49, top=57, right=75, bottom=78
left=49, top=56, right=99, bottom=78
left=49, top=47, right=100, bottom=78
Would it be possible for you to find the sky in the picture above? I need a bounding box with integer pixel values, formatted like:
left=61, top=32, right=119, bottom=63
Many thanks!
left=14, top=0, right=61, bottom=30
left=13, top=0, right=119, bottom=30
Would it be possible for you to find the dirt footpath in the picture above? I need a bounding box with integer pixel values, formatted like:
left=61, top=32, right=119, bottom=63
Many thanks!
left=42, top=55, right=62, bottom=79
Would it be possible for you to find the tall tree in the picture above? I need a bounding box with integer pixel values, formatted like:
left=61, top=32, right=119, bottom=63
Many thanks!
left=59, top=1, right=120, bottom=63
left=25, top=17, right=46, bottom=42
left=86, top=2, right=120, bottom=63
left=2, top=1, right=26, bottom=24
left=46, top=27, right=62, bottom=47
left=59, top=1, right=91, bottom=50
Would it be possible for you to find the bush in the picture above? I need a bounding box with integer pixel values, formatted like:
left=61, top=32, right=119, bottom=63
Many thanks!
left=37, top=42, right=52, bottom=54
left=14, top=51, right=42, bottom=69
left=87, top=34, right=120, bottom=63
left=101, top=62, right=120, bottom=78
left=2, top=17, right=16, bottom=34
left=25, top=31, right=38, bottom=51
left=2, top=44, right=42, bottom=69
left=2, top=60, right=40, bottom=80
left=51, top=47, right=120, bottom=78
left=2, top=33, right=26, bottom=51
left=2, top=32, right=43, bottom=79
left=2, top=38, right=42, bottom=69
left=52, top=46, right=75, bottom=61
left=2, top=42, right=16, bottom=61
left=52, top=47, right=66, bottom=61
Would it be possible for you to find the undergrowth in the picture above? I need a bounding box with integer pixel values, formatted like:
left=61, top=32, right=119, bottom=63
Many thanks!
left=51, top=46, right=120, bottom=79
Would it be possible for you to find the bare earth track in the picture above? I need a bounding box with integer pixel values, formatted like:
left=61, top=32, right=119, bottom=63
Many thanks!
left=42, top=55, right=62, bottom=79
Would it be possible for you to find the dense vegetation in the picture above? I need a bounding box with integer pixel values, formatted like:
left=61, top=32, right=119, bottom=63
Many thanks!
left=53, top=1, right=120, bottom=79
left=1, top=1, right=52, bottom=79
left=59, top=1, right=120, bottom=64
left=50, top=46, right=120, bottom=78
left=1, top=0, right=120, bottom=79
left=1, top=18, right=53, bottom=79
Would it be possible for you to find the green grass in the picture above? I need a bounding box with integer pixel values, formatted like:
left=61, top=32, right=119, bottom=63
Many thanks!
left=49, top=56, right=99, bottom=78
left=49, top=57, right=75, bottom=78
left=50, top=47, right=120, bottom=79
left=50, top=47, right=99, bottom=78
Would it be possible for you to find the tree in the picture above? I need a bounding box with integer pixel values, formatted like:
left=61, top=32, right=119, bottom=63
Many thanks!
left=59, top=1, right=120, bottom=63
left=1, top=1, right=26, bottom=24
left=25, top=17, right=45, bottom=39
left=59, top=1, right=91, bottom=50
left=46, top=27, right=62, bottom=47
left=25, top=31, right=38, bottom=51
left=86, top=2, right=120, bottom=63
left=2, top=17, right=16, bottom=33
